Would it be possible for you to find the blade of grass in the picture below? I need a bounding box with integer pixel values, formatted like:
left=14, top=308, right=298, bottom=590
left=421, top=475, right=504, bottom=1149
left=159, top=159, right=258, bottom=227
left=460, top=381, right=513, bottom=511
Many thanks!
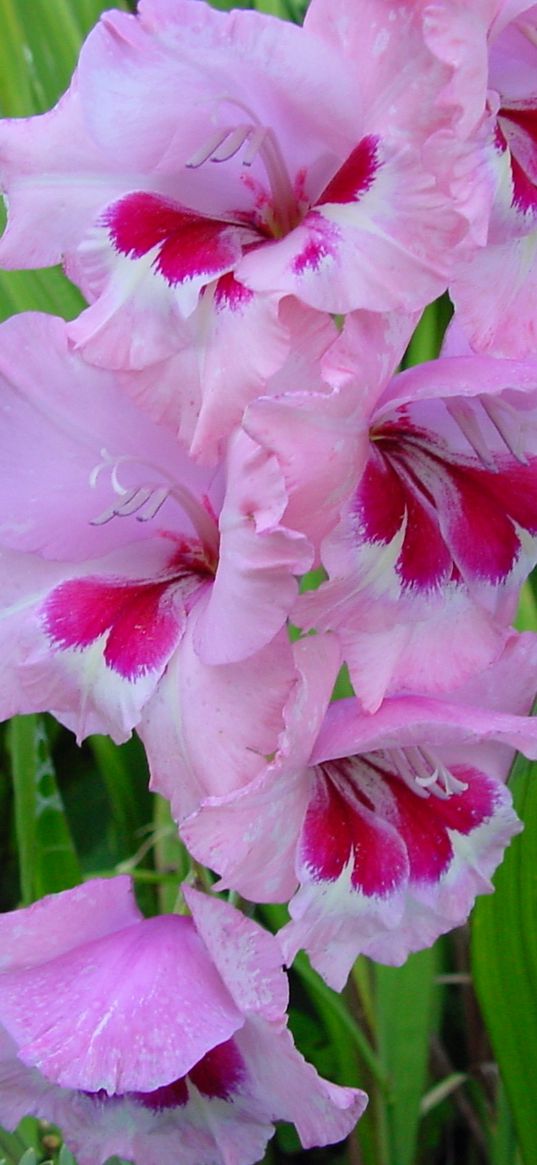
left=374, top=945, right=439, bottom=1165
left=472, top=744, right=537, bottom=1165
left=88, top=734, right=150, bottom=860
left=9, top=715, right=81, bottom=902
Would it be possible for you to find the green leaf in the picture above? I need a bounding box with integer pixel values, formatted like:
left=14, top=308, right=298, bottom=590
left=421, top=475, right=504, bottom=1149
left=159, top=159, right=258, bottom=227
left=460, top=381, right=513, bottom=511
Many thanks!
left=9, top=715, right=81, bottom=903
left=17, top=1151, right=37, bottom=1165
left=88, top=734, right=151, bottom=861
left=0, top=1129, right=26, bottom=1165
left=374, top=944, right=439, bottom=1165
left=472, top=747, right=537, bottom=1165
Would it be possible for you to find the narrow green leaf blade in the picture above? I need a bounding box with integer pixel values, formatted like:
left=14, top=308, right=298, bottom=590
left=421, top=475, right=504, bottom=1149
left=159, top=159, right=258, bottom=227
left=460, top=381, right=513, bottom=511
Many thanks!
left=375, top=944, right=439, bottom=1165
left=472, top=749, right=537, bottom=1165
left=9, top=715, right=81, bottom=902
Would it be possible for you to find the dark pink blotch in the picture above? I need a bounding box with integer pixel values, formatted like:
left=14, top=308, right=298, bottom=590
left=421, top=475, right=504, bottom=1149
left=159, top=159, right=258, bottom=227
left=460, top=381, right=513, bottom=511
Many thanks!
left=104, top=192, right=241, bottom=286
left=42, top=576, right=184, bottom=681
left=356, top=417, right=537, bottom=591
left=301, top=770, right=408, bottom=898
left=319, top=136, right=380, bottom=205
left=385, top=765, right=497, bottom=885
left=500, top=105, right=537, bottom=214
left=214, top=272, right=254, bottom=312
left=292, top=212, right=339, bottom=275
left=355, top=446, right=453, bottom=590
left=133, top=1038, right=245, bottom=1111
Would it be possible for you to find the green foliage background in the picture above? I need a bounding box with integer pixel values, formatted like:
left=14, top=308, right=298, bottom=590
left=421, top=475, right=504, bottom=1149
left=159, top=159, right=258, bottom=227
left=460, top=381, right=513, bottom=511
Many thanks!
left=0, top=3, right=536, bottom=1164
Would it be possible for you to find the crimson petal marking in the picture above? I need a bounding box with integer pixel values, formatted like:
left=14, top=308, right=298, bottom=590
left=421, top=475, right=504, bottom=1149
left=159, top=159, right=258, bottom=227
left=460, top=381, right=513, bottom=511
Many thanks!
left=189, top=1038, right=245, bottom=1100
left=472, top=459, right=537, bottom=532
left=42, top=576, right=185, bottom=681
left=510, top=152, right=537, bottom=214
left=291, top=211, right=340, bottom=276
left=104, top=192, right=244, bottom=287
left=300, top=771, right=408, bottom=898
left=133, top=1076, right=188, bottom=1111
left=498, top=106, right=537, bottom=214
left=319, top=136, right=381, bottom=206
left=384, top=766, right=498, bottom=885
left=213, top=272, right=254, bottom=311
left=397, top=485, right=453, bottom=590
left=355, top=454, right=406, bottom=545
left=430, top=461, right=523, bottom=583
left=355, top=450, right=453, bottom=591
left=133, top=1038, right=245, bottom=1111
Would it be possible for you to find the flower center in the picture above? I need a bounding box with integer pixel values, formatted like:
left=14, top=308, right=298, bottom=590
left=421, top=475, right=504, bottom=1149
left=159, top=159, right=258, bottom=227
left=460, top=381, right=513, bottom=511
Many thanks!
left=326, top=748, right=467, bottom=802
left=89, top=447, right=220, bottom=560
left=186, top=103, right=301, bottom=238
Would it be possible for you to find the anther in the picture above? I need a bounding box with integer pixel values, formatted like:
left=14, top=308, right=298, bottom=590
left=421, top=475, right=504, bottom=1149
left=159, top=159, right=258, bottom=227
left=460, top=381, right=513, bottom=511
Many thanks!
left=446, top=400, right=497, bottom=470
left=480, top=396, right=529, bottom=464
left=186, top=128, right=234, bottom=169
left=211, top=125, right=253, bottom=163
left=90, top=485, right=156, bottom=526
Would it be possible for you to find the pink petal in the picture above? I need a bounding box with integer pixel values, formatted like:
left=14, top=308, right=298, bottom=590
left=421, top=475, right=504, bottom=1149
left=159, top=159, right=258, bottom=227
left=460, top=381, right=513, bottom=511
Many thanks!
left=143, top=597, right=297, bottom=822
left=0, top=877, right=139, bottom=973
left=181, top=636, right=340, bottom=903
left=0, top=312, right=216, bottom=561
left=0, top=910, right=243, bottom=1094
left=185, top=887, right=289, bottom=1024
left=234, top=1019, right=367, bottom=1149
left=195, top=431, right=312, bottom=665
left=0, top=82, right=127, bottom=269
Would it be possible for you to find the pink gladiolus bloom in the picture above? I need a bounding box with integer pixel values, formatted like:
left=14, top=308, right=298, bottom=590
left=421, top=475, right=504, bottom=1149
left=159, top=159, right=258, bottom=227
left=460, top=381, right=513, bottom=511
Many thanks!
left=433, top=1, right=537, bottom=353
left=0, top=312, right=307, bottom=746
left=0, top=0, right=473, bottom=388
left=182, top=634, right=537, bottom=990
left=246, top=311, right=537, bottom=709
left=0, top=879, right=366, bottom=1164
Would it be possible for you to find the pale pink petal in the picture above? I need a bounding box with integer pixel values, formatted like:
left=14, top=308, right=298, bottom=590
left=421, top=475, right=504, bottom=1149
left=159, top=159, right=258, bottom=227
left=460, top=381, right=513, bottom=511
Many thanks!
left=0, top=81, right=127, bottom=269
left=142, top=597, right=297, bottom=822
left=195, top=431, right=312, bottom=665
left=79, top=1, right=359, bottom=177
left=0, top=877, right=139, bottom=972
left=181, top=636, right=340, bottom=902
left=377, top=349, right=537, bottom=413
left=450, top=233, right=537, bottom=356
left=245, top=381, right=366, bottom=557
left=0, top=548, right=71, bottom=722
left=120, top=294, right=335, bottom=466
left=0, top=911, right=243, bottom=1094
left=321, top=308, right=420, bottom=403
left=0, top=313, right=215, bottom=561
left=235, top=1018, right=367, bottom=1148
left=185, top=887, right=289, bottom=1023
left=188, top=284, right=291, bottom=463
left=306, top=0, right=480, bottom=137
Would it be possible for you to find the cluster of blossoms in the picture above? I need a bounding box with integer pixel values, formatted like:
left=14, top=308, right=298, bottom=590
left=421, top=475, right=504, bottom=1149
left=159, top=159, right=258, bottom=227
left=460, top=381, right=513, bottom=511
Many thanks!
left=1, top=0, right=537, bottom=1160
